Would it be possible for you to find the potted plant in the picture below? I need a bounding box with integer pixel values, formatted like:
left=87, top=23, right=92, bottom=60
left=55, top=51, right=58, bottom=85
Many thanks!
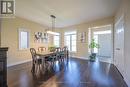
left=89, top=39, right=100, bottom=62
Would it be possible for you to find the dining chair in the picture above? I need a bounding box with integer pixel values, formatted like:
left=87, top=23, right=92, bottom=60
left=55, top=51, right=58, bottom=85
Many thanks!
left=44, top=54, right=56, bottom=68
left=55, top=47, right=62, bottom=61
left=30, top=48, right=43, bottom=73
left=62, top=46, right=69, bottom=59
left=44, top=47, right=60, bottom=67
left=42, top=47, right=57, bottom=69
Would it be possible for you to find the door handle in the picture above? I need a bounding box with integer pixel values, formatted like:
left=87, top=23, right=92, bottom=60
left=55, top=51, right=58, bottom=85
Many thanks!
left=116, top=48, right=120, bottom=50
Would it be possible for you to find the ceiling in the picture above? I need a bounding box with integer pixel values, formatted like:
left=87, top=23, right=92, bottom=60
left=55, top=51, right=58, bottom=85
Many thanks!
left=16, top=0, right=121, bottom=28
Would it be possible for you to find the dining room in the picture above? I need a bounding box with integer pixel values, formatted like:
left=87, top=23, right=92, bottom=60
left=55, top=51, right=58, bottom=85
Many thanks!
left=1, top=15, right=127, bottom=87
left=0, top=0, right=130, bottom=87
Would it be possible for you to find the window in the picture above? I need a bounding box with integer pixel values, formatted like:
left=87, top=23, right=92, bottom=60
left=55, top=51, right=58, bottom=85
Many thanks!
left=19, top=29, right=29, bottom=50
left=64, top=31, right=76, bottom=52
left=54, top=35, right=60, bottom=47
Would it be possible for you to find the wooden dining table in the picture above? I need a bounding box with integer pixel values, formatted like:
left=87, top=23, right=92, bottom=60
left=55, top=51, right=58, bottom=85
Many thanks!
left=36, top=50, right=69, bottom=58
left=36, top=51, right=56, bottom=57
left=36, top=50, right=69, bottom=61
left=31, top=50, right=69, bottom=72
left=36, top=51, right=56, bottom=64
left=31, top=51, right=56, bottom=72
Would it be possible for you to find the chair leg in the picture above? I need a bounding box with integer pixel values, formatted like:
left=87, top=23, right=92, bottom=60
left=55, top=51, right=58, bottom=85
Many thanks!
left=31, top=63, right=35, bottom=73
left=45, top=61, right=49, bottom=70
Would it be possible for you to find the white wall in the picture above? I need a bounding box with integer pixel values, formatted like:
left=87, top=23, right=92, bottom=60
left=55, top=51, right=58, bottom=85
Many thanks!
left=56, top=17, right=114, bottom=58
left=1, top=17, right=53, bottom=66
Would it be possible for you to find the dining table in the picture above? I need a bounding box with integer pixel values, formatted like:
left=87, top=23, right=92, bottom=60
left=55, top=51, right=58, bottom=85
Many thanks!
left=36, top=51, right=56, bottom=64
left=31, top=50, right=69, bottom=72
left=36, top=50, right=69, bottom=59
left=31, top=51, right=56, bottom=72
left=36, top=50, right=69, bottom=65
left=36, top=51, right=56, bottom=57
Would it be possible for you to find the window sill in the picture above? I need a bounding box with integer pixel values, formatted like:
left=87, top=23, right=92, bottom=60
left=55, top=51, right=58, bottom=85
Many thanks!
left=18, top=48, right=29, bottom=51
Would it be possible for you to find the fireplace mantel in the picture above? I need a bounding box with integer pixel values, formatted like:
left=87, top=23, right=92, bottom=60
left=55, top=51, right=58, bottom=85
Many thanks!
left=0, top=47, right=8, bottom=52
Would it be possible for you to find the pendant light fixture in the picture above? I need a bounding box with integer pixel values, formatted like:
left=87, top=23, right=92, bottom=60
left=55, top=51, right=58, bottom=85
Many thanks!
left=46, top=15, right=59, bottom=35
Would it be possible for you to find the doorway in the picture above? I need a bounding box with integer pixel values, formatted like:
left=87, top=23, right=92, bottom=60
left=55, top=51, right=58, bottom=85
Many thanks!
left=89, top=25, right=113, bottom=63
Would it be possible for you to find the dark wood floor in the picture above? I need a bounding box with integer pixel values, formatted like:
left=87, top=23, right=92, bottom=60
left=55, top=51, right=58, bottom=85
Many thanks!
left=7, top=58, right=127, bottom=87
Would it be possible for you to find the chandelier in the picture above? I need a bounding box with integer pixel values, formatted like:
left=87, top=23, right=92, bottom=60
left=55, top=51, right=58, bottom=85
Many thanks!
left=46, top=15, right=59, bottom=35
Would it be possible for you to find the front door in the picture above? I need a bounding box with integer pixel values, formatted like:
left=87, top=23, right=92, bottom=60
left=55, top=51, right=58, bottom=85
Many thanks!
left=114, top=16, right=124, bottom=75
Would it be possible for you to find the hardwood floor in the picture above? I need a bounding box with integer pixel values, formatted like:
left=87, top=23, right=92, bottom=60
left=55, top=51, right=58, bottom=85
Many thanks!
left=7, top=58, right=127, bottom=87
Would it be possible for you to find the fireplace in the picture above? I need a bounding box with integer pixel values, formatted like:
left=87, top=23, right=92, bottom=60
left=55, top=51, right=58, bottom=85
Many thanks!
left=0, top=61, right=4, bottom=86
left=0, top=48, right=8, bottom=87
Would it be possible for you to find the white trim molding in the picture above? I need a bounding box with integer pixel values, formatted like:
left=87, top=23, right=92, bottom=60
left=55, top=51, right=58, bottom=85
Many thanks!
left=71, top=56, right=89, bottom=60
left=124, top=78, right=130, bottom=87
left=7, top=59, right=32, bottom=67
left=124, top=74, right=130, bottom=87
left=71, top=56, right=113, bottom=64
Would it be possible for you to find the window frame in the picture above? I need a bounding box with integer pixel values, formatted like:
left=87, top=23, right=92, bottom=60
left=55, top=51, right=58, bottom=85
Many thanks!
left=18, top=28, right=30, bottom=50
left=53, top=34, right=60, bottom=47
left=64, top=31, right=77, bottom=52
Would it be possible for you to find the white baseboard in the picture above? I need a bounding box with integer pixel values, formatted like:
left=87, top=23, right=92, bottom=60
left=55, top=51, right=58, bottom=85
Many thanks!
left=124, top=76, right=130, bottom=87
left=71, top=56, right=89, bottom=60
left=71, top=56, right=112, bottom=63
left=114, top=64, right=130, bottom=87
left=7, top=59, right=32, bottom=67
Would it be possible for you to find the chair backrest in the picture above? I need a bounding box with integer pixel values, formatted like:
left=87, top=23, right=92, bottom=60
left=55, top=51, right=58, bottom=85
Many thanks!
left=38, top=47, right=46, bottom=52
left=55, top=47, right=62, bottom=52
left=30, top=48, right=37, bottom=61
left=62, top=46, right=68, bottom=52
